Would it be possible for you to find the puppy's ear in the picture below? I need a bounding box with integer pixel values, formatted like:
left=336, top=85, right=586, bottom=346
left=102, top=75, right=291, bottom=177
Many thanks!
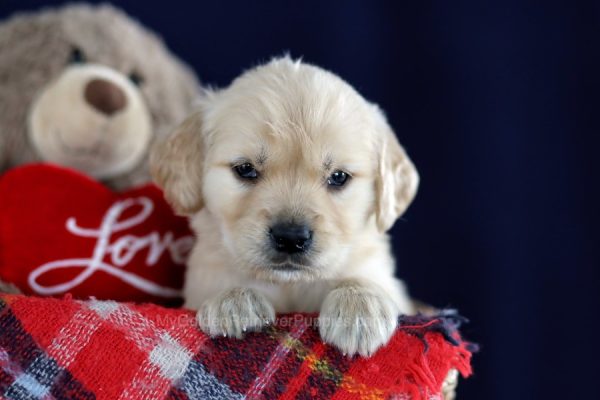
left=374, top=111, right=419, bottom=232
left=150, top=112, right=204, bottom=215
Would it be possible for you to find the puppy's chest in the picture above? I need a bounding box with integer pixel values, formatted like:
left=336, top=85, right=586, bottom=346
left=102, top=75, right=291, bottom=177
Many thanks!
left=248, top=280, right=333, bottom=313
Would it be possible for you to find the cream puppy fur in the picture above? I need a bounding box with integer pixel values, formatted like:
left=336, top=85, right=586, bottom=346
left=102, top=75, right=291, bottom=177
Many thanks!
left=152, top=57, right=419, bottom=357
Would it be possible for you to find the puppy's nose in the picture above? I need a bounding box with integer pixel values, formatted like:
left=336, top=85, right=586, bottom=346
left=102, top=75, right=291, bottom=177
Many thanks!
left=269, top=223, right=313, bottom=254
left=84, top=78, right=127, bottom=116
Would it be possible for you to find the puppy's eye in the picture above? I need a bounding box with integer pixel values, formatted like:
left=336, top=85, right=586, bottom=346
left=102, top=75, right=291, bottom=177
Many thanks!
left=327, top=170, right=350, bottom=188
left=234, top=163, right=259, bottom=181
left=69, top=47, right=86, bottom=64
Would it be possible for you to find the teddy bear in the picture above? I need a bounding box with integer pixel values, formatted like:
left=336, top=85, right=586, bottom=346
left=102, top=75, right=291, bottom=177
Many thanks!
left=0, top=3, right=201, bottom=295
left=0, top=3, right=201, bottom=189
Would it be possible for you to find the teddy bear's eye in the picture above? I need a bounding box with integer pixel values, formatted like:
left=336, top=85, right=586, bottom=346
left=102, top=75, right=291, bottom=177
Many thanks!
left=128, top=71, right=144, bottom=86
left=69, top=47, right=86, bottom=64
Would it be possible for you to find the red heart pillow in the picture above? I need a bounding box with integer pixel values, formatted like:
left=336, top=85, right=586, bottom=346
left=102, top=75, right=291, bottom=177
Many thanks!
left=0, top=164, right=193, bottom=305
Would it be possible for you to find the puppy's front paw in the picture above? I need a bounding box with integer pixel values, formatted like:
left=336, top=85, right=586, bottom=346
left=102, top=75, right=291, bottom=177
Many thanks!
left=319, top=283, right=398, bottom=357
left=197, top=288, right=275, bottom=339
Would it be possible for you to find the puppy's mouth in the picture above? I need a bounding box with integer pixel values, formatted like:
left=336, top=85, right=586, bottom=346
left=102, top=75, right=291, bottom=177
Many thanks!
left=258, top=260, right=318, bottom=282
left=268, top=262, right=309, bottom=271
left=267, top=252, right=313, bottom=269
left=248, top=250, right=321, bottom=282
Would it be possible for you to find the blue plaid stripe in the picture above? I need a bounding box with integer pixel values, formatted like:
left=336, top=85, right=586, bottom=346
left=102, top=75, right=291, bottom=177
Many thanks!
left=0, top=299, right=94, bottom=400
left=175, top=359, right=243, bottom=400
left=5, top=374, right=48, bottom=400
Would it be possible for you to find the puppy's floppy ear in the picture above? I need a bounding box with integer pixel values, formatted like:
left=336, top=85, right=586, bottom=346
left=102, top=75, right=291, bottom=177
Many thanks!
left=374, top=111, right=419, bottom=232
left=150, top=111, right=204, bottom=215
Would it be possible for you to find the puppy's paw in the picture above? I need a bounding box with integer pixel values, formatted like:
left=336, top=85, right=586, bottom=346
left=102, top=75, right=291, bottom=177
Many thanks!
left=319, top=283, right=398, bottom=357
left=197, top=288, right=275, bottom=339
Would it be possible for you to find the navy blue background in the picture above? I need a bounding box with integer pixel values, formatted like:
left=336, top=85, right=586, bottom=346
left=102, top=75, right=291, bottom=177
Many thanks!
left=1, top=1, right=598, bottom=398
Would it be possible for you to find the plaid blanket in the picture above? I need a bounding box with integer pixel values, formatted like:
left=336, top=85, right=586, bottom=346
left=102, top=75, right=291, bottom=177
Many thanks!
left=0, top=294, right=475, bottom=400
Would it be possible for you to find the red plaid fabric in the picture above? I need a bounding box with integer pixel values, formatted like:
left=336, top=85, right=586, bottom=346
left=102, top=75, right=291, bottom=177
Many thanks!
left=0, top=294, right=474, bottom=400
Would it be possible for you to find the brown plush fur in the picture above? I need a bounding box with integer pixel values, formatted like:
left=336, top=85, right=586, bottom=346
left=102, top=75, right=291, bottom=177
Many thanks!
left=0, top=3, right=200, bottom=188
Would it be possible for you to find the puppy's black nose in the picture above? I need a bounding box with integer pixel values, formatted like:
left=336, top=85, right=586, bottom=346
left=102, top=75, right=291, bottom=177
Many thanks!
left=269, top=223, right=313, bottom=254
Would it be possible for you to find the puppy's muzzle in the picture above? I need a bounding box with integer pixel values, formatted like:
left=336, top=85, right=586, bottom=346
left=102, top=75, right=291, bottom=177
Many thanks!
left=269, top=222, right=313, bottom=254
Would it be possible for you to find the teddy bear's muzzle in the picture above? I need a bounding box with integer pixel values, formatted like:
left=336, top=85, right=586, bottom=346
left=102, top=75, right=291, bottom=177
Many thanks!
left=27, top=64, right=153, bottom=179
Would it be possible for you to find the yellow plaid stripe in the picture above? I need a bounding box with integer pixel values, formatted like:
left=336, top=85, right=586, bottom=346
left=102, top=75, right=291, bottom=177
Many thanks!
left=267, top=324, right=387, bottom=400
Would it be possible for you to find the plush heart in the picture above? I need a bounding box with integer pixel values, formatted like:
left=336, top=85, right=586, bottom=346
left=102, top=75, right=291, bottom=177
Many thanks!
left=0, top=164, right=193, bottom=305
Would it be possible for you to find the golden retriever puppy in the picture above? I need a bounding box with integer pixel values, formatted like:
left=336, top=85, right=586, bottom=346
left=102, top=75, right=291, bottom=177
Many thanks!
left=151, top=57, right=419, bottom=356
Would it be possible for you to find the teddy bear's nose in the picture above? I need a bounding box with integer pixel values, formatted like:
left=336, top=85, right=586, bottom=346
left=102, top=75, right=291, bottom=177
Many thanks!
left=84, top=78, right=127, bottom=116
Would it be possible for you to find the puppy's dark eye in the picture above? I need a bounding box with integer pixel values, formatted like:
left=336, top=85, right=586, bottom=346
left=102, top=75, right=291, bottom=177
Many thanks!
left=234, top=163, right=259, bottom=181
left=327, top=170, right=350, bottom=188
left=69, top=47, right=86, bottom=64
left=129, top=71, right=144, bottom=86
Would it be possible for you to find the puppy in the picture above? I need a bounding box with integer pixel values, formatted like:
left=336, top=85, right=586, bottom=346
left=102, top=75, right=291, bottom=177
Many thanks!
left=151, top=57, right=419, bottom=356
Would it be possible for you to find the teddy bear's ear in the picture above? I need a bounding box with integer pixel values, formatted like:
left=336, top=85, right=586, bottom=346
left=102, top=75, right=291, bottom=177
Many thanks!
left=374, top=108, right=419, bottom=232
left=150, top=111, right=204, bottom=215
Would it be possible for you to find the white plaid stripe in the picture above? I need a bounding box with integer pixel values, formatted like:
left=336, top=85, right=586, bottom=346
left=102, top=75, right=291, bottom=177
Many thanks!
left=244, top=320, right=308, bottom=399
left=119, top=331, right=196, bottom=399
left=118, top=360, right=165, bottom=400
left=86, top=298, right=119, bottom=318
left=97, top=302, right=157, bottom=352
left=46, top=307, right=101, bottom=368
left=149, top=332, right=192, bottom=380
left=87, top=300, right=208, bottom=399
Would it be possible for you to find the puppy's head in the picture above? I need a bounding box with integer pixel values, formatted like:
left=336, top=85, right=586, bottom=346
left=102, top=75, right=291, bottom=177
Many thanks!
left=152, top=57, right=418, bottom=282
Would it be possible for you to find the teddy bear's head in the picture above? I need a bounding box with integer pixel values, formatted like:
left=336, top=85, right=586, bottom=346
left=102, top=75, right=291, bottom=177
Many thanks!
left=0, top=4, right=200, bottom=188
